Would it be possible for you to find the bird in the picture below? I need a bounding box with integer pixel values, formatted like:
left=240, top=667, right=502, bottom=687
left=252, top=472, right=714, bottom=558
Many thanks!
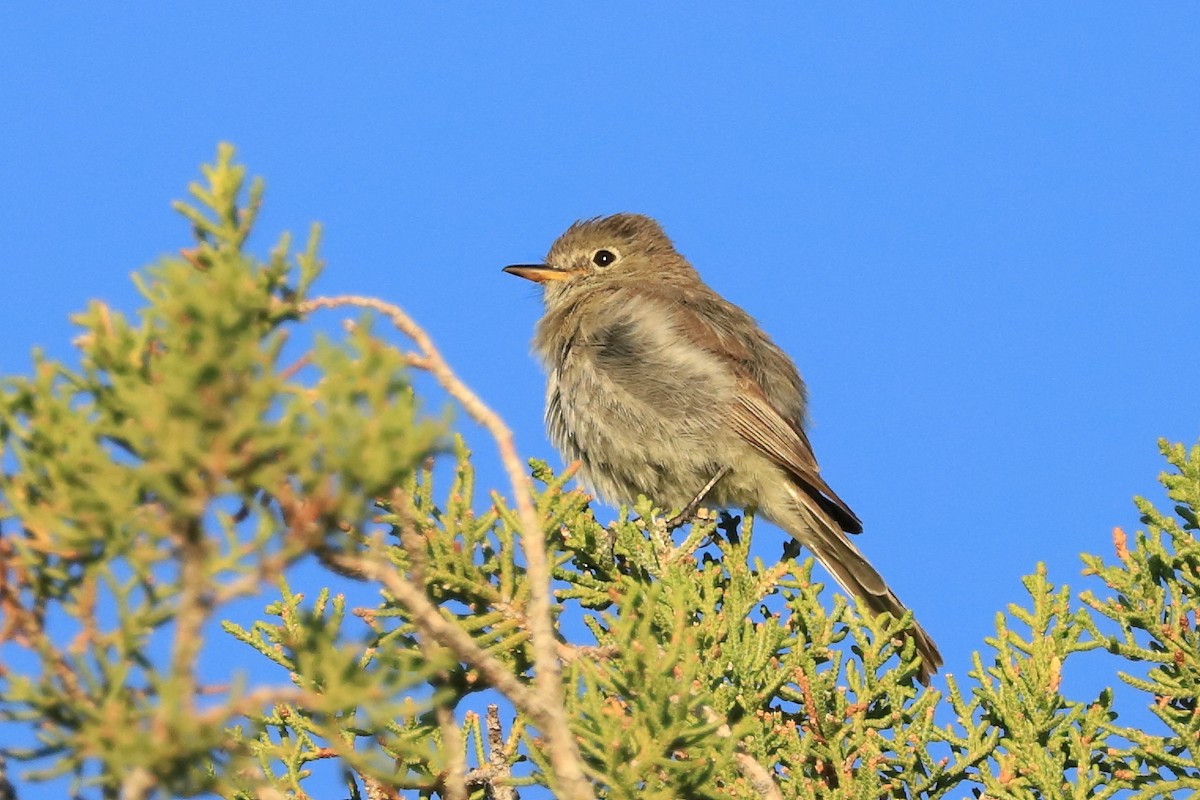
left=503, top=213, right=941, bottom=683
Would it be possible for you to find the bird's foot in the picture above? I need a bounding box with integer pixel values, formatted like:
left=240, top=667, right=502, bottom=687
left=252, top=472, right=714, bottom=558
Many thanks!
left=664, top=465, right=731, bottom=531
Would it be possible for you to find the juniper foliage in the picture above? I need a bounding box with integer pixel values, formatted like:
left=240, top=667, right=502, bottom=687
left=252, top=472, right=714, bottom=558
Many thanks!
left=0, top=147, right=1196, bottom=799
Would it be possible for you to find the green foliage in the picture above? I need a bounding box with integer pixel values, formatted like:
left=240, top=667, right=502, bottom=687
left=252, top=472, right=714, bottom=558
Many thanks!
left=0, top=144, right=444, bottom=796
left=555, top=504, right=954, bottom=799
left=1, top=147, right=1199, bottom=799
left=1077, top=441, right=1200, bottom=797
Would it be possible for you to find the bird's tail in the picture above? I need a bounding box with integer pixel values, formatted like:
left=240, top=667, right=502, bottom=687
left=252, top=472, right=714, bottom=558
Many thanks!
left=773, top=485, right=943, bottom=685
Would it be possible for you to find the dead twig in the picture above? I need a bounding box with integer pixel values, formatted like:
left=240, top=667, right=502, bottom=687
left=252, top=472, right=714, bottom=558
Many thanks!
left=484, top=704, right=517, bottom=800
left=323, top=550, right=545, bottom=729
left=438, top=705, right=467, bottom=800
left=735, top=753, right=784, bottom=800
left=301, top=295, right=590, bottom=800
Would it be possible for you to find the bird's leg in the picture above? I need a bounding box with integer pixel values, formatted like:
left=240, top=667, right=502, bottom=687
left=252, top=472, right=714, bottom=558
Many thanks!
left=664, top=465, right=731, bottom=531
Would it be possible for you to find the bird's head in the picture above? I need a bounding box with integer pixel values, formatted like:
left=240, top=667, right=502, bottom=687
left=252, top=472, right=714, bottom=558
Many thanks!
left=504, top=214, right=694, bottom=304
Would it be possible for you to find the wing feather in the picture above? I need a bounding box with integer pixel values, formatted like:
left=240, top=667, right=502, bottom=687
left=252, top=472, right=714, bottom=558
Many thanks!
left=728, top=380, right=864, bottom=534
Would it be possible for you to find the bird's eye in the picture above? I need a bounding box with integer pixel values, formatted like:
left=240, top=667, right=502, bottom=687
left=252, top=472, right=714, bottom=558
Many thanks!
left=592, top=249, right=617, bottom=267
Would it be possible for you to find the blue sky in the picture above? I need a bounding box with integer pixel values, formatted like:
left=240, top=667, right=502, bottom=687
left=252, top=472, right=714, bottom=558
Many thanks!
left=2, top=4, right=1198, bottom=793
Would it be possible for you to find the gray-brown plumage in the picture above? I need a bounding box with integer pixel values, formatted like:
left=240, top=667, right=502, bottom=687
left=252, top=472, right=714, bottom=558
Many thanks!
left=504, top=214, right=941, bottom=683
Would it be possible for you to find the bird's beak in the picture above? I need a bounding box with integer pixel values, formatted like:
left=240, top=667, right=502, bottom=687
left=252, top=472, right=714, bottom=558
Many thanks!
left=503, top=264, right=573, bottom=283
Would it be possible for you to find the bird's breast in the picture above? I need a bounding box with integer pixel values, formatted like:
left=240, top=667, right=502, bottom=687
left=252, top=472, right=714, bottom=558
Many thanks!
left=541, top=337, right=732, bottom=508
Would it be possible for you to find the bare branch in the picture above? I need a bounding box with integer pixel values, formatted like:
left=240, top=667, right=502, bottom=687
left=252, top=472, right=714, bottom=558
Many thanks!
left=735, top=753, right=784, bottom=800
left=196, top=686, right=316, bottom=726
left=169, top=519, right=210, bottom=720
left=301, top=295, right=591, bottom=800
left=324, top=550, right=540, bottom=722
left=484, top=704, right=517, bottom=800
left=119, top=767, right=156, bottom=800
left=438, top=706, right=468, bottom=800
left=0, top=756, right=16, bottom=800
left=362, top=774, right=400, bottom=800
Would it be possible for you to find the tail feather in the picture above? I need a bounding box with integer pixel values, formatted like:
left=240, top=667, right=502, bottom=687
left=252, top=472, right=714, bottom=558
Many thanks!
left=775, top=487, right=943, bottom=685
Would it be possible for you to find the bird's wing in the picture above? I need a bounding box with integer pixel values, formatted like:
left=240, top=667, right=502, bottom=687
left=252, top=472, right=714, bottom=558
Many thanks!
left=654, top=288, right=864, bottom=535
left=726, top=381, right=863, bottom=534
left=587, top=285, right=863, bottom=535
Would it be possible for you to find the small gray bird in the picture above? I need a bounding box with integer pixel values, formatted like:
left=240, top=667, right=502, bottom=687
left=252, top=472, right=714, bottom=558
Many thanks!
left=504, top=214, right=941, bottom=683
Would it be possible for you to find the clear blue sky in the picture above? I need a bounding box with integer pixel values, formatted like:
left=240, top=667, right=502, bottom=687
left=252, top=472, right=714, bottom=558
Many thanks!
left=2, top=4, right=1198, bottom=793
